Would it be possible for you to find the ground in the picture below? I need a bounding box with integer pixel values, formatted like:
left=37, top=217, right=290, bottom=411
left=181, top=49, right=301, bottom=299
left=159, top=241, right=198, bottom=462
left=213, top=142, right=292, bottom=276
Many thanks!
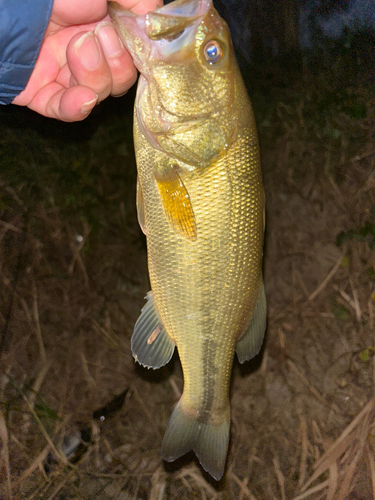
left=0, top=68, right=374, bottom=499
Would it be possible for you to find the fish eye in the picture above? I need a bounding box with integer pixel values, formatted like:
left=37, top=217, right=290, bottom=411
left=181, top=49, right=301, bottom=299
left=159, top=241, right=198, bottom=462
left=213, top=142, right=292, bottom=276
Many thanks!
left=203, top=40, right=224, bottom=64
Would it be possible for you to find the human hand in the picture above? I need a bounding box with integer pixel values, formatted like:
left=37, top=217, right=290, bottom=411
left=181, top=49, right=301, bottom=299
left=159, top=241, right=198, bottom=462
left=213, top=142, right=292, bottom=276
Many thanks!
left=12, top=0, right=162, bottom=121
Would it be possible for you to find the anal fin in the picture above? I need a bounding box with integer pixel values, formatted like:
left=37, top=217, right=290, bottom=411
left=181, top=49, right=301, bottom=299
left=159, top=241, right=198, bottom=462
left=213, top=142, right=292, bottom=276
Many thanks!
left=236, top=280, right=267, bottom=363
left=132, top=292, right=175, bottom=369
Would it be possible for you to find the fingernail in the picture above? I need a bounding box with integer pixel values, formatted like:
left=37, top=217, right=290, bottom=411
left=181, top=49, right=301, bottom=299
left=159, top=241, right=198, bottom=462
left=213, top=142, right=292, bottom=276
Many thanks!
left=74, top=32, right=101, bottom=70
left=95, top=22, right=123, bottom=58
left=81, top=95, right=99, bottom=115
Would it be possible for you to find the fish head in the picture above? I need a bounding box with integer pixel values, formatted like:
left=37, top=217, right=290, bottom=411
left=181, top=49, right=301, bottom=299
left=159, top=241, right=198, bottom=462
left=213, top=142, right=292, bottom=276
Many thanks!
left=109, top=0, right=239, bottom=167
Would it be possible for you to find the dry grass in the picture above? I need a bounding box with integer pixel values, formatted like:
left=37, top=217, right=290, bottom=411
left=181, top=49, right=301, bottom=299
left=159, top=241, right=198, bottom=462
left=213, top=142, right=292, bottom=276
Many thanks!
left=0, top=77, right=374, bottom=499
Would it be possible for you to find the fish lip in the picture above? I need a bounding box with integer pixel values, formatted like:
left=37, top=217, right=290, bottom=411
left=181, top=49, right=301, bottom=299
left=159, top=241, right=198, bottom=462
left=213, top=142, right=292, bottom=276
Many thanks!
left=109, top=3, right=150, bottom=74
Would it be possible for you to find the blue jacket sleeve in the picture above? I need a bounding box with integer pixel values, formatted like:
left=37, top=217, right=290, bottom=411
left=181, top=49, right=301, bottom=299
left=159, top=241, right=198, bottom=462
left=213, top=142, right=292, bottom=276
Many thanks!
left=0, top=0, right=54, bottom=105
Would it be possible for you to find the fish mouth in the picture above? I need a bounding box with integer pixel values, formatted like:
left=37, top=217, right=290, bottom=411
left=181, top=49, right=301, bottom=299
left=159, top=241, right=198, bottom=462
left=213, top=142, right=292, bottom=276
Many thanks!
left=109, top=0, right=212, bottom=74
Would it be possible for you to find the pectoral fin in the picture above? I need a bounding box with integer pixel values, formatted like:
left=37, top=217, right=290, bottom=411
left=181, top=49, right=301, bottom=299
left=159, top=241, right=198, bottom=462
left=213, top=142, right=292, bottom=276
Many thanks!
left=155, top=167, right=197, bottom=241
left=236, top=280, right=267, bottom=363
left=132, top=291, right=175, bottom=369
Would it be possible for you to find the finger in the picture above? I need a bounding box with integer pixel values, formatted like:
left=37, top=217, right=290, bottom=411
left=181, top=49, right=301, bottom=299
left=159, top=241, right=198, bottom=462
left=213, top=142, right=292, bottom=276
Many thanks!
left=118, top=0, right=163, bottom=15
left=27, top=82, right=98, bottom=121
left=67, top=31, right=113, bottom=102
left=51, top=0, right=108, bottom=26
left=94, top=22, right=137, bottom=96
left=59, top=86, right=99, bottom=120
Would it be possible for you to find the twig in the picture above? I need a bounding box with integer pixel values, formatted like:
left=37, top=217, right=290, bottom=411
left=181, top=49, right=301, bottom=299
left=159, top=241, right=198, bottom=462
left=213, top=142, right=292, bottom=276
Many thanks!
left=369, top=292, right=374, bottom=331
left=368, top=447, right=375, bottom=499
left=31, top=283, right=46, bottom=363
left=308, top=255, right=342, bottom=301
left=333, top=285, right=358, bottom=315
left=297, top=413, right=308, bottom=488
left=21, top=361, right=51, bottom=434
left=67, top=222, right=90, bottom=287
left=130, top=385, right=162, bottom=437
left=0, top=407, right=12, bottom=499
left=19, top=290, right=46, bottom=364
left=0, top=220, right=22, bottom=233
left=19, top=389, right=69, bottom=467
left=351, top=289, right=361, bottom=322
left=291, top=479, right=329, bottom=500
left=326, top=463, right=338, bottom=500
left=79, top=349, right=97, bottom=388
left=337, top=446, right=363, bottom=499
left=149, top=467, right=167, bottom=500
left=287, top=360, right=327, bottom=406
left=300, top=398, right=375, bottom=494
left=0, top=212, right=28, bottom=356
left=231, top=473, right=258, bottom=500
left=369, top=292, right=375, bottom=395
left=91, top=319, right=120, bottom=350
left=313, top=398, right=374, bottom=476
left=177, top=467, right=217, bottom=496
left=13, top=443, right=51, bottom=487
left=273, top=455, right=286, bottom=500
left=169, top=377, right=182, bottom=399
left=46, top=466, right=79, bottom=500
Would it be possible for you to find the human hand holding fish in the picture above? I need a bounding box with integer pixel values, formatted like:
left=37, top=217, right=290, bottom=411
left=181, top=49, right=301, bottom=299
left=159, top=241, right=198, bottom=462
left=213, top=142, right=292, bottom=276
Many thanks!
left=12, top=0, right=162, bottom=121
left=110, top=0, right=267, bottom=481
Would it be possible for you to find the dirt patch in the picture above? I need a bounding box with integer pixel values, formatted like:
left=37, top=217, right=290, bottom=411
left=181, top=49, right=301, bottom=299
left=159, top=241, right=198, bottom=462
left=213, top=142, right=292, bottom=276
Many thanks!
left=0, top=78, right=374, bottom=499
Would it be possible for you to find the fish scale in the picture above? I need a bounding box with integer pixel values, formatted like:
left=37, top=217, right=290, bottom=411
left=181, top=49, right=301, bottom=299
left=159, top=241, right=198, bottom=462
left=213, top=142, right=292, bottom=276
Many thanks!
left=110, top=0, right=266, bottom=480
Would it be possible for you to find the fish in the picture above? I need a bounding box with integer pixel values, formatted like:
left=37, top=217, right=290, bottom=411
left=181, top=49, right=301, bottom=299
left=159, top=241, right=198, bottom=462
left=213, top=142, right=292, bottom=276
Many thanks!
left=109, top=0, right=266, bottom=481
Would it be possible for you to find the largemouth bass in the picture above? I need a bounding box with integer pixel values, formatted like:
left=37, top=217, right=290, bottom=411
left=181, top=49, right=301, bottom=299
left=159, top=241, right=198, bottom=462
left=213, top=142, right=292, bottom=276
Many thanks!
left=110, top=0, right=266, bottom=481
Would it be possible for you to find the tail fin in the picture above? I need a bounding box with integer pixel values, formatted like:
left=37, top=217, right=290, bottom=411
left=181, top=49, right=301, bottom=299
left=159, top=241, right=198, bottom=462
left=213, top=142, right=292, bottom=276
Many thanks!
left=161, top=400, right=230, bottom=481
